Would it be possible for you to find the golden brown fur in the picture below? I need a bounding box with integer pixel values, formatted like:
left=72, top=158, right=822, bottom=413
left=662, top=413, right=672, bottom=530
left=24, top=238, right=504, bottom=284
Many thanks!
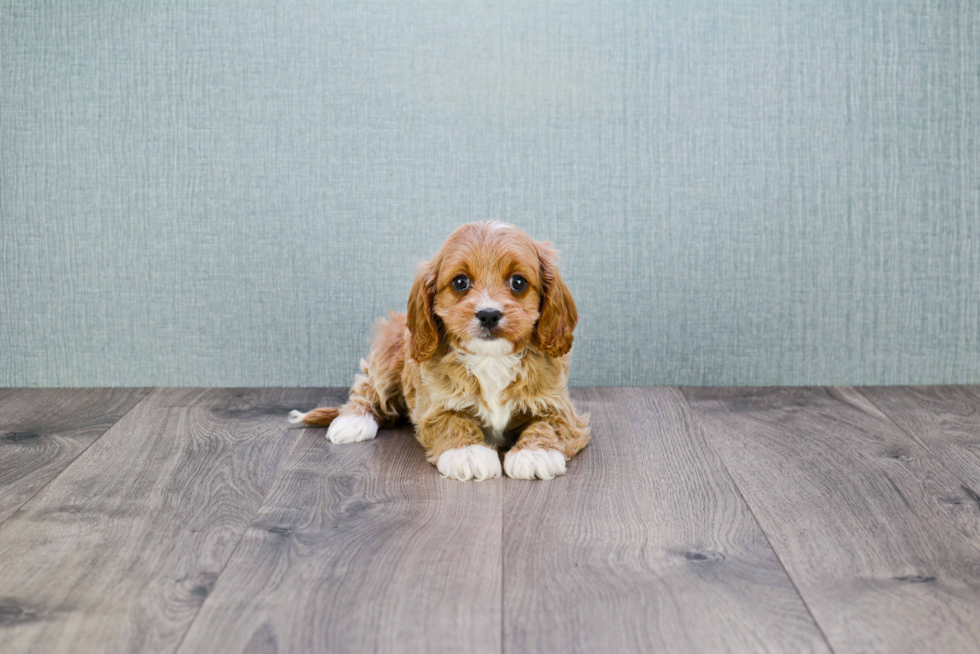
left=291, top=221, right=589, bottom=480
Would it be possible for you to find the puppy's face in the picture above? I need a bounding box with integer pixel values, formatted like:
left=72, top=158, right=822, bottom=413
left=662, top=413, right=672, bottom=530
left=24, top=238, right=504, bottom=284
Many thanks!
left=433, top=225, right=542, bottom=353
left=407, top=222, right=577, bottom=360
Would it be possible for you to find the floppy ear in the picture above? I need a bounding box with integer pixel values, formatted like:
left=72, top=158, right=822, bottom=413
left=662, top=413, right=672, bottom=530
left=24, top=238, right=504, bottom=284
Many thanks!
left=533, top=242, right=578, bottom=357
left=407, top=260, right=440, bottom=362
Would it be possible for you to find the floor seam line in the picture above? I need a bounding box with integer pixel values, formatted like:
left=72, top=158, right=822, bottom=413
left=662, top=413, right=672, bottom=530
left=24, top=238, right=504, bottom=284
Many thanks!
left=500, top=473, right=506, bottom=654
left=850, top=385, right=980, bottom=496
left=677, top=387, right=839, bottom=654
left=0, top=387, right=156, bottom=531
left=172, top=388, right=331, bottom=654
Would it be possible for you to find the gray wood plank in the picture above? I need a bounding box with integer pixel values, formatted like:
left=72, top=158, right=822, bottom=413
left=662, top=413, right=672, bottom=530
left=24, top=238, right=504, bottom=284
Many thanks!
left=683, top=386, right=980, bottom=654
left=503, top=387, right=831, bottom=654
left=175, top=391, right=502, bottom=654
left=0, top=388, right=151, bottom=524
left=859, top=386, right=980, bottom=494
left=0, top=387, right=327, bottom=654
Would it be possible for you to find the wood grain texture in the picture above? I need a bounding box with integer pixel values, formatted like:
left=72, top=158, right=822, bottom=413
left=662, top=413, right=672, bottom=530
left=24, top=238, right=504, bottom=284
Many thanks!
left=683, top=386, right=980, bottom=654
left=175, top=390, right=502, bottom=654
left=859, top=386, right=980, bottom=493
left=3, top=386, right=977, bottom=653
left=0, top=388, right=151, bottom=524
left=503, top=387, right=830, bottom=653
left=0, top=387, right=326, bottom=654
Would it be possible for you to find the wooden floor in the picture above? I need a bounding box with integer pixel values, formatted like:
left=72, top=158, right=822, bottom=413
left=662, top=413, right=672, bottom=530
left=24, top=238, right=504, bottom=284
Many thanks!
left=1, top=387, right=979, bottom=653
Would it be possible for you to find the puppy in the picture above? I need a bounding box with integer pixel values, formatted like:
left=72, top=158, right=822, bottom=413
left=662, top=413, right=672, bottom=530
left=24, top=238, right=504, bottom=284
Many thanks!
left=288, top=221, right=589, bottom=481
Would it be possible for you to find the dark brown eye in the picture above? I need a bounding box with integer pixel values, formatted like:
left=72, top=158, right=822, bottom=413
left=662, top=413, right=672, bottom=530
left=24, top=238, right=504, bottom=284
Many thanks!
left=451, top=275, right=470, bottom=291
left=510, top=275, right=527, bottom=292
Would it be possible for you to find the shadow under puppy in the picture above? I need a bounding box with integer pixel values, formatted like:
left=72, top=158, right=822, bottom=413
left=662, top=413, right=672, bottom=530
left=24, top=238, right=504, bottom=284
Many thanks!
left=288, top=221, right=589, bottom=481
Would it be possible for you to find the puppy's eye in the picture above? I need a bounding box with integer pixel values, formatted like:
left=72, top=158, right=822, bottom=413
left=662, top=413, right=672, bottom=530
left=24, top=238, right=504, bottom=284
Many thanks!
left=510, top=275, right=527, bottom=292
left=451, top=275, right=470, bottom=291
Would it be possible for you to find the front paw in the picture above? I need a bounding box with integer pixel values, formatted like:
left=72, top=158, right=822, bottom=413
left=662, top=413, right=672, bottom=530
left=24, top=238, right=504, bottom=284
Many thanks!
left=436, top=444, right=502, bottom=481
left=503, top=448, right=566, bottom=480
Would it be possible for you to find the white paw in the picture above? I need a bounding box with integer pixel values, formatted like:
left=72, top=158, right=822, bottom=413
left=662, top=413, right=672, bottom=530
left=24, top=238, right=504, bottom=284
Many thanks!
left=503, top=448, right=566, bottom=480
left=326, top=413, right=378, bottom=444
left=436, top=444, right=502, bottom=481
left=287, top=410, right=307, bottom=428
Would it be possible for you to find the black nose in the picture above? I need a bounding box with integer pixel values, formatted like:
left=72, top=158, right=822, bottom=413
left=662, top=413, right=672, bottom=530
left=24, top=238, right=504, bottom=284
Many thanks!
left=475, top=308, right=503, bottom=329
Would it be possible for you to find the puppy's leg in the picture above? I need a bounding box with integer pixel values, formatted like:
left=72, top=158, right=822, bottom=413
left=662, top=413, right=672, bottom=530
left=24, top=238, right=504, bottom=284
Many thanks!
left=289, top=314, right=407, bottom=444
left=287, top=369, right=385, bottom=443
left=504, top=411, right=590, bottom=480
left=418, top=411, right=501, bottom=481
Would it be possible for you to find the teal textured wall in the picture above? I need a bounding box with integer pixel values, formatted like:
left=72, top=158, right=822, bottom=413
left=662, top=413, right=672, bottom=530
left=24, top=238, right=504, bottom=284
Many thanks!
left=2, top=1, right=978, bottom=387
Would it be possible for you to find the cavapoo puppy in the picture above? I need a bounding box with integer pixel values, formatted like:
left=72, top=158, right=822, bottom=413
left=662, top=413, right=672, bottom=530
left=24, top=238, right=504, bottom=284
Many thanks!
left=288, top=221, right=589, bottom=481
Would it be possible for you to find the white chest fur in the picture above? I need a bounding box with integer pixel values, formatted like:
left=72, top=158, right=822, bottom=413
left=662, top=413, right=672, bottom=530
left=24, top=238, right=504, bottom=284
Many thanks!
left=456, top=340, right=523, bottom=441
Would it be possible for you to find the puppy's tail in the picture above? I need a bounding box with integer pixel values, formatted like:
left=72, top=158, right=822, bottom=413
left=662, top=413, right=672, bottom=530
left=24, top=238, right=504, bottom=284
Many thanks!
left=287, top=407, right=340, bottom=428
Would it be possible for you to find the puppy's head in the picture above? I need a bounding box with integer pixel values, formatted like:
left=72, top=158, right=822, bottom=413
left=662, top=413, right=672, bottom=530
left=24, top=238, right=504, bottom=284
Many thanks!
left=407, top=221, right=577, bottom=361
